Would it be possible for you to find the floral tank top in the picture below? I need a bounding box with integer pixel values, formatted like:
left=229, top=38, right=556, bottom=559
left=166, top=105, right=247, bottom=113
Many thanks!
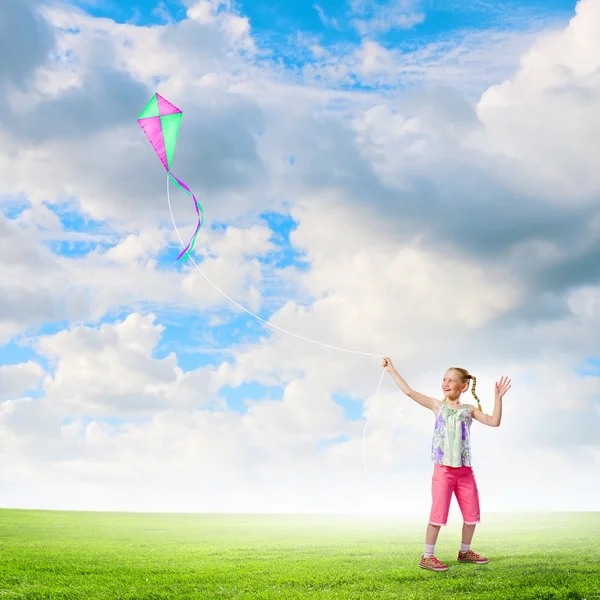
left=431, top=401, right=473, bottom=467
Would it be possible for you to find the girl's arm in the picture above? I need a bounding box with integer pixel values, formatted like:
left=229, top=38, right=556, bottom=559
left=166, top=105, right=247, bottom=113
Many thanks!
left=471, top=397, right=502, bottom=427
left=387, top=365, right=442, bottom=413
left=471, top=377, right=510, bottom=427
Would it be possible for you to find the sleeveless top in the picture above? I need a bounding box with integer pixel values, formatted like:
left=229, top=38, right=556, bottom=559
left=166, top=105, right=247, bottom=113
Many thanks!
left=431, top=400, right=473, bottom=467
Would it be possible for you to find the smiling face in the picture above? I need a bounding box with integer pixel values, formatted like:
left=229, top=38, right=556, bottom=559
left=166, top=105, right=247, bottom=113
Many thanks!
left=442, top=369, right=469, bottom=401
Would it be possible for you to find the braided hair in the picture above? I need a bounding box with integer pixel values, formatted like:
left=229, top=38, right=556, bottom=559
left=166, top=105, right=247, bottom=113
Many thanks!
left=450, top=367, right=481, bottom=411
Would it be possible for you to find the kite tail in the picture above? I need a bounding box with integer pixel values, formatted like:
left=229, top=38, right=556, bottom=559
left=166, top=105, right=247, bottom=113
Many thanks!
left=168, top=171, right=204, bottom=261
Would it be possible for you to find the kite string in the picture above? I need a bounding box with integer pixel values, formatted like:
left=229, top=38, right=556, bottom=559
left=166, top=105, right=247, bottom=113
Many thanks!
left=166, top=173, right=388, bottom=477
left=363, top=367, right=386, bottom=475
left=166, top=173, right=388, bottom=359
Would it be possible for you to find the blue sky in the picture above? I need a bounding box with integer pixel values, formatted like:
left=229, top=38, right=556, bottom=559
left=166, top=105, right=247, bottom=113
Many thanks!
left=75, top=0, right=577, bottom=35
left=1, top=0, right=598, bottom=513
left=72, top=0, right=578, bottom=75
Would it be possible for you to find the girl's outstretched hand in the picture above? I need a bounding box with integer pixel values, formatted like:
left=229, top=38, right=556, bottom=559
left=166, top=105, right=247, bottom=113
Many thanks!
left=382, top=357, right=394, bottom=372
left=495, top=376, right=512, bottom=399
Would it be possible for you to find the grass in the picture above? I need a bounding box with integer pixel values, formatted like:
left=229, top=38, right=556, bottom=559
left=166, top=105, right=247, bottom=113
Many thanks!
left=0, top=510, right=599, bottom=599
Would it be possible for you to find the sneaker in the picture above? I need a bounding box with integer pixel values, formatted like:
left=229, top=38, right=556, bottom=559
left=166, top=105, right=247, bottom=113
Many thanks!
left=420, top=555, right=449, bottom=571
left=457, top=550, right=489, bottom=564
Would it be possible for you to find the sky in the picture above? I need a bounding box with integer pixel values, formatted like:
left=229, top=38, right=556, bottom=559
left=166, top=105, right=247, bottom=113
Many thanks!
left=0, top=0, right=598, bottom=516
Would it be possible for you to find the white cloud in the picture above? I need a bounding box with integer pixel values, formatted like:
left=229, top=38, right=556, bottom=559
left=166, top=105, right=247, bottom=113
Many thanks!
left=475, top=0, right=600, bottom=202
left=302, top=20, right=571, bottom=96
left=0, top=361, right=46, bottom=400
left=314, top=4, right=341, bottom=30
left=568, top=285, right=600, bottom=324
left=356, top=41, right=396, bottom=76
left=0, top=206, right=281, bottom=344
left=349, top=0, right=425, bottom=35
left=187, top=0, right=218, bottom=24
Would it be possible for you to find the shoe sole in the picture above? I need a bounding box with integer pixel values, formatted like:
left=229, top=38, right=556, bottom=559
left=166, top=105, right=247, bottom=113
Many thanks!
left=420, top=563, right=449, bottom=571
left=458, top=559, right=489, bottom=564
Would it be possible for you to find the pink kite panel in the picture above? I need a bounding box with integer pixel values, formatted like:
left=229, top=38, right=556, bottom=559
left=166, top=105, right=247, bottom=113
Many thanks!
left=157, top=94, right=182, bottom=116
left=138, top=116, right=168, bottom=171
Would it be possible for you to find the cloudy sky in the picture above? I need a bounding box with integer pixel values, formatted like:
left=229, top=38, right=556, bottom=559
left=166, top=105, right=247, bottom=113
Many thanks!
left=1, top=0, right=598, bottom=516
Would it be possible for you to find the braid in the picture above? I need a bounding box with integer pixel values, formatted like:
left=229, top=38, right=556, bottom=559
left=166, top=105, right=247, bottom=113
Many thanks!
left=469, top=375, right=482, bottom=411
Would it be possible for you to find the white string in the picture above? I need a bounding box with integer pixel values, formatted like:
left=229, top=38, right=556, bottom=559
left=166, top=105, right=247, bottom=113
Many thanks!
left=166, top=173, right=388, bottom=358
left=363, top=367, right=387, bottom=475
left=166, top=172, right=390, bottom=478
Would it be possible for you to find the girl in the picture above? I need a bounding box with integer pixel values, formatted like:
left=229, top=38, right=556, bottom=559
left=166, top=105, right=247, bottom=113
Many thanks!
left=381, top=356, right=511, bottom=572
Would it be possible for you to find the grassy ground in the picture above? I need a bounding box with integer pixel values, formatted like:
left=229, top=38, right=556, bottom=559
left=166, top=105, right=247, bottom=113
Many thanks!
left=0, top=509, right=598, bottom=599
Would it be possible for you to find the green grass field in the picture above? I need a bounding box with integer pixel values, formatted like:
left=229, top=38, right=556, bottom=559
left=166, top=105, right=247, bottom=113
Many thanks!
left=0, top=509, right=598, bottom=599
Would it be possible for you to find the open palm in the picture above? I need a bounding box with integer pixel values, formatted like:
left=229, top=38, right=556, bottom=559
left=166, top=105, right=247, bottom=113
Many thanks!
left=495, top=376, right=512, bottom=399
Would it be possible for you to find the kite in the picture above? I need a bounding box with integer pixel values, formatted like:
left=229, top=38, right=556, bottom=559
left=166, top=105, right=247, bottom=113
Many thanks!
left=138, top=93, right=203, bottom=261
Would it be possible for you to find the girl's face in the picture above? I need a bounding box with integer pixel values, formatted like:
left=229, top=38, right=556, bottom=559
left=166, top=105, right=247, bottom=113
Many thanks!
left=442, top=370, right=467, bottom=400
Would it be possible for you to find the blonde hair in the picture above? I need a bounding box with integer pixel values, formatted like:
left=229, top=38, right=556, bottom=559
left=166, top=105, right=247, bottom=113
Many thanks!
left=449, top=367, right=481, bottom=411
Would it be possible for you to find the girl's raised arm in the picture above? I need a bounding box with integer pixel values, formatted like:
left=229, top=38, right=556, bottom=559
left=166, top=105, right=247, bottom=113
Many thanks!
left=383, top=357, right=442, bottom=413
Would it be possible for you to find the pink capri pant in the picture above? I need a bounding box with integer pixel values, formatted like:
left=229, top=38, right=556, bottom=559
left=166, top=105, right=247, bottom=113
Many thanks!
left=429, top=464, right=481, bottom=526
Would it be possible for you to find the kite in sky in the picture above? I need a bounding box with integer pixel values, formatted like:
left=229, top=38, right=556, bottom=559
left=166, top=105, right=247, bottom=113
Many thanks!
left=138, top=93, right=203, bottom=260
left=137, top=99, right=389, bottom=477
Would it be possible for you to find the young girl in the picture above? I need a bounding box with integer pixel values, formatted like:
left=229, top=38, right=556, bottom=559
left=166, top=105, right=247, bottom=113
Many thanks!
left=381, top=356, right=511, bottom=572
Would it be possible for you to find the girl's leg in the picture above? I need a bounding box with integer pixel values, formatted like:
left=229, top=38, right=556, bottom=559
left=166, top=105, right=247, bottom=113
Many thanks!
left=461, top=522, right=476, bottom=545
left=423, top=523, right=442, bottom=561
left=422, top=522, right=449, bottom=571
left=426, top=523, right=442, bottom=545
left=425, top=466, right=454, bottom=559
left=429, top=465, right=454, bottom=533
left=455, top=467, right=481, bottom=533
left=455, top=467, right=489, bottom=562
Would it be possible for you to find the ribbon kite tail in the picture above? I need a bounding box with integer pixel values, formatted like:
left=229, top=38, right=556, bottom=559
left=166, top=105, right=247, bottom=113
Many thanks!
left=168, top=171, right=204, bottom=261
